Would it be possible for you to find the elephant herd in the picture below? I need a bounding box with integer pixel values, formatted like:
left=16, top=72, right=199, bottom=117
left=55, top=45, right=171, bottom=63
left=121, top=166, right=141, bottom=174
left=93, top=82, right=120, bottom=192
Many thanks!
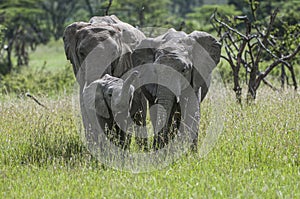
left=63, top=15, right=221, bottom=153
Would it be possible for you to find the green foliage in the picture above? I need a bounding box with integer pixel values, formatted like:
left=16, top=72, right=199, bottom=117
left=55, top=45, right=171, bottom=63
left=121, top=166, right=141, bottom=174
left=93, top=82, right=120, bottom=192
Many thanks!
left=171, top=0, right=203, bottom=17
left=0, top=0, right=51, bottom=74
left=109, top=0, right=172, bottom=27
left=0, top=0, right=299, bottom=92
left=186, top=4, right=242, bottom=33
left=0, top=64, right=75, bottom=96
left=41, top=0, right=81, bottom=40
left=0, top=24, right=4, bottom=43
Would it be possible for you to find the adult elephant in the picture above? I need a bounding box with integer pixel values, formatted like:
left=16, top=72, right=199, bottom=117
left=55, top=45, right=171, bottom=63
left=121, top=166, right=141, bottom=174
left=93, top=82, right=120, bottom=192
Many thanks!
left=63, top=15, right=146, bottom=86
left=63, top=15, right=147, bottom=150
left=132, top=28, right=221, bottom=151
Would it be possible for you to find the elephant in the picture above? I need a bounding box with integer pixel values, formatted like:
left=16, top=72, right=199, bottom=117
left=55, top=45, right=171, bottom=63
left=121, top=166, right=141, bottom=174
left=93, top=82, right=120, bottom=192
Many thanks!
left=82, top=71, right=147, bottom=150
left=131, top=28, right=221, bottom=151
left=63, top=15, right=146, bottom=86
left=63, top=15, right=148, bottom=150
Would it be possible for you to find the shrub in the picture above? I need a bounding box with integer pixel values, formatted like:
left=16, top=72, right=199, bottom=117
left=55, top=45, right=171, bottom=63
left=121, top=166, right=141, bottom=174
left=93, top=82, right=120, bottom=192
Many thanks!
left=0, top=64, right=75, bottom=96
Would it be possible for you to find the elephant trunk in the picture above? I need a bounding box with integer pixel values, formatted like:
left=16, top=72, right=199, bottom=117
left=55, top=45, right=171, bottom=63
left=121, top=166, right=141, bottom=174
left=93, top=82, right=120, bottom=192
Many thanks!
left=113, top=71, right=139, bottom=131
left=153, top=86, right=176, bottom=149
left=119, top=71, right=139, bottom=102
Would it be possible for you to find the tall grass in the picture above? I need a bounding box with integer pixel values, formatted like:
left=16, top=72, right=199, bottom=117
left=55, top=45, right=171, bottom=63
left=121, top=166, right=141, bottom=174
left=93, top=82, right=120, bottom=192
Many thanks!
left=0, top=88, right=299, bottom=198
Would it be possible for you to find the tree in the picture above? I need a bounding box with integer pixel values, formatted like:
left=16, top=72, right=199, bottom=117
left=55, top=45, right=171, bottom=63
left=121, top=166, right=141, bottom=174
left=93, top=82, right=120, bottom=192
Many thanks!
left=107, top=0, right=172, bottom=27
left=0, top=0, right=50, bottom=74
left=186, top=4, right=241, bottom=33
left=41, top=0, right=81, bottom=40
left=171, top=0, right=203, bottom=18
left=211, top=0, right=300, bottom=103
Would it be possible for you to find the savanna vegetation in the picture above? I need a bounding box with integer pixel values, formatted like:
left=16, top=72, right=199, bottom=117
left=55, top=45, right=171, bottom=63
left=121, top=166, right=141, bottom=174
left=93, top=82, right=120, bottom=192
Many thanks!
left=1, top=82, right=299, bottom=198
left=0, top=0, right=299, bottom=198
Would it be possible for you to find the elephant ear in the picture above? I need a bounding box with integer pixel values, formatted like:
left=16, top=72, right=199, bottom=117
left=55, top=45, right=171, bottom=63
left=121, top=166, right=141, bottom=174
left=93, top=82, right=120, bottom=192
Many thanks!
left=188, top=31, right=221, bottom=101
left=63, top=22, right=90, bottom=76
left=83, top=81, right=110, bottom=119
left=189, top=31, right=221, bottom=65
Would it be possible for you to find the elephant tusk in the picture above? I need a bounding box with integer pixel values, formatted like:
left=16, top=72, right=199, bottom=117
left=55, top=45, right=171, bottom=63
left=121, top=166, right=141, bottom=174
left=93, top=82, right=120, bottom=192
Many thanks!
left=176, top=96, right=180, bottom=103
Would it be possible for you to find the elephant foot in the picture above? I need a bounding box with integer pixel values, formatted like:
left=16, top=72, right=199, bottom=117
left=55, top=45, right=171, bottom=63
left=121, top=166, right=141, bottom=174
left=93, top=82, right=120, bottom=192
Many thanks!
left=153, top=132, right=169, bottom=150
left=117, top=128, right=132, bottom=151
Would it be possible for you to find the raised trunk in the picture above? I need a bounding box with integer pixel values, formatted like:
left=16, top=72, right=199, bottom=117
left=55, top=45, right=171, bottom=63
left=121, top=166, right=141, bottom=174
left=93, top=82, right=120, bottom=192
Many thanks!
left=119, top=71, right=138, bottom=102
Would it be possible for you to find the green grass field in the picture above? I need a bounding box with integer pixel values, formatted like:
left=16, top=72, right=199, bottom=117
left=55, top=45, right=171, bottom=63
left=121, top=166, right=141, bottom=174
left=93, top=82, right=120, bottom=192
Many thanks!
left=29, top=39, right=68, bottom=71
left=0, top=89, right=299, bottom=198
left=0, top=39, right=299, bottom=198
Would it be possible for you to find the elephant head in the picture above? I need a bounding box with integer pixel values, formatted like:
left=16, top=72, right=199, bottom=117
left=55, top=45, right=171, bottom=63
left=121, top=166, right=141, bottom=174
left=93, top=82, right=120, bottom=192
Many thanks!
left=132, top=28, right=221, bottom=102
left=83, top=70, right=139, bottom=123
left=82, top=70, right=139, bottom=149
left=131, top=28, right=221, bottom=149
left=63, top=15, right=145, bottom=91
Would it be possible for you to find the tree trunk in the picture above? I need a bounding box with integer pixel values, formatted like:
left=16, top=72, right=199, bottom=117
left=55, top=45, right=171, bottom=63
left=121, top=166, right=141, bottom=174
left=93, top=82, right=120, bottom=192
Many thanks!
left=247, top=63, right=258, bottom=102
left=233, top=66, right=242, bottom=103
left=281, top=64, right=286, bottom=89
left=138, top=7, right=145, bottom=27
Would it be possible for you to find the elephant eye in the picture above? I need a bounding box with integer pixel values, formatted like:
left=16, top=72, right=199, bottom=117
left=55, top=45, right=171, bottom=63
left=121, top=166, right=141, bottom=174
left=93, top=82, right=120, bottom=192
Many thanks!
left=107, top=89, right=113, bottom=97
left=79, top=51, right=85, bottom=58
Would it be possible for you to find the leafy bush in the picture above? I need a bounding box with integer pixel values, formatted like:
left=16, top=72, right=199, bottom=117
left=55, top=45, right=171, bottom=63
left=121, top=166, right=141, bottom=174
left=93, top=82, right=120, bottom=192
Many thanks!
left=0, top=64, right=75, bottom=96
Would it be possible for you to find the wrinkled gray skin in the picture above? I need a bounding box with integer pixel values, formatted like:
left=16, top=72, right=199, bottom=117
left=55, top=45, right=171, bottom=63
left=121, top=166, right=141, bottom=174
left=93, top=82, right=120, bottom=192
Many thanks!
left=63, top=15, right=147, bottom=150
left=83, top=71, right=143, bottom=150
left=132, top=28, right=221, bottom=151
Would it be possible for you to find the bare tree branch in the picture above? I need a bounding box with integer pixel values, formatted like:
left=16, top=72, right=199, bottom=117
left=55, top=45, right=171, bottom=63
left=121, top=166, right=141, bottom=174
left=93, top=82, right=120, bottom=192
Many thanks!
left=105, top=0, right=113, bottom=16
left=212, top=12, right=247, bottom=39
left=255, top=45, right=300, bottom=89
left=211, top=5, right=299, bottom=102
left=254, top=8, right=279, bottom=67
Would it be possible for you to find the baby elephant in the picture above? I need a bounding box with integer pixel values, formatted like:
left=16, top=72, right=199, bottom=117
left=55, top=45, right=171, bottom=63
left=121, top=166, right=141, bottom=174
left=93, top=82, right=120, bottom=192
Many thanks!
left=82, top=71, right=148, bottom=150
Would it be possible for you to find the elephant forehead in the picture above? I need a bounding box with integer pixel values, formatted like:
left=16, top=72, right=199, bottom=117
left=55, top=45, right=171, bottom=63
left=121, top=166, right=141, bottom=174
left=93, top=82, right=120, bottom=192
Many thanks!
left=76, top=23, right=120, bottom=44
left=76, top=27, right=119, bottom=46
left=161, top=29, right=188, bottom=41
left=101, top=74, right=123, bottom=85
left=78, top=23, right=120, bottom=35
left=155, top=51, right=192, bottom=70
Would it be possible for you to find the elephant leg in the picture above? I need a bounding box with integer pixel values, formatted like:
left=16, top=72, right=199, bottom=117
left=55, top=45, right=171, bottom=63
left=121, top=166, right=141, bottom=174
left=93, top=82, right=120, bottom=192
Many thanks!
left=118, top=128, right=131, bottom=150
left=169, top=103, right=181, bottom=140
left=162, top=102, right=178, bottom=148
left=158, top=114, right=173, bottom=149
left=149, top=100, right=159, bottom=150
left=134, top=110, right=148, bottom=151
left=180, top=92, right=200, bottom=152
left=114, top=118, right=131, bottom=150
left=154, top=96, right=176, bottom=150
